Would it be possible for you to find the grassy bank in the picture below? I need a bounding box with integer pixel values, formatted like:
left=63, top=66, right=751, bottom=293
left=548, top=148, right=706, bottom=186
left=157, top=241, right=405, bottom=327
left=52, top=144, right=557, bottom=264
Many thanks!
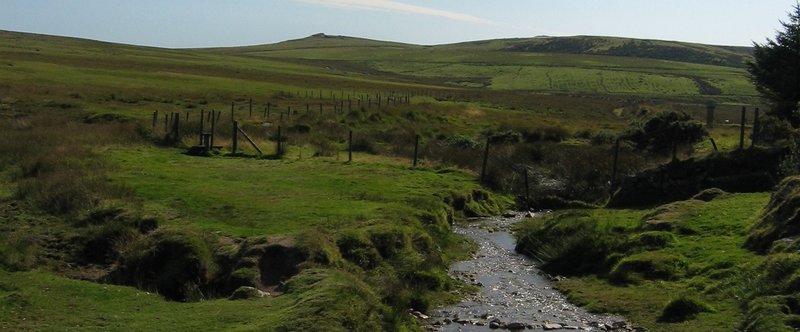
left=515, top=191, right=770, bottom=331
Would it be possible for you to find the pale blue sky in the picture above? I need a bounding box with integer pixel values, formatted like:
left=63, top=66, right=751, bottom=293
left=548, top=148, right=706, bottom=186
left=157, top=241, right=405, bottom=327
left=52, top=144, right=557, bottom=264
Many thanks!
left=1, top=0, right=796, bottom=48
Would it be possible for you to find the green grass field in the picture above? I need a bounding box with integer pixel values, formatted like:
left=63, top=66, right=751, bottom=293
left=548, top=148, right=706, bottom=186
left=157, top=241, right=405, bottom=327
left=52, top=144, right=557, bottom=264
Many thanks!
left=104, top=146, right=487, bottom=236
left=0, top=29, right=776, bottom=331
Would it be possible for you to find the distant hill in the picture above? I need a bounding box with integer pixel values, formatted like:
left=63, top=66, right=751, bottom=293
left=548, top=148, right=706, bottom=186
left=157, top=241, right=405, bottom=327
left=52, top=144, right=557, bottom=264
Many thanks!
left=230, top=33, right=752, bottom=68
left=0, top=30, right=757, bottom=98
left=209, top=33, right=755, bottom=97
left=497, top=36, right=752, bottom=68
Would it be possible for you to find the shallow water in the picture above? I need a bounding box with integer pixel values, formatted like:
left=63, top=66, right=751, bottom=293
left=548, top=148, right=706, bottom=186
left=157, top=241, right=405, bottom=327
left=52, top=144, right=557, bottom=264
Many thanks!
left=425, top=213, right=621, bottom=331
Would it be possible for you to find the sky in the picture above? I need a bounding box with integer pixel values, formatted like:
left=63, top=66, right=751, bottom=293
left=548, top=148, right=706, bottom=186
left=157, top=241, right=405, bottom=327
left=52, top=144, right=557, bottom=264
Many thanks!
left=0, top=0, right=797, bottom=48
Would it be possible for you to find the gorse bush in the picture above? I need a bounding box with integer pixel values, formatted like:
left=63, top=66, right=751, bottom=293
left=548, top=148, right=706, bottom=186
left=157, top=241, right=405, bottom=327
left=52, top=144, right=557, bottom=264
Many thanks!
left=621, top=111, right=707, bottom=154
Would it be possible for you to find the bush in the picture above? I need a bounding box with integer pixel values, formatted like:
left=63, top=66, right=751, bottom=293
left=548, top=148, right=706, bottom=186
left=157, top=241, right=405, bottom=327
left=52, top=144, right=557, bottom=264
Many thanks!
left=755, top=116, right=792, bottom=144
left=310, top=136, right=338, bottom=157
left=15, top=170, right=98, bottom=215
left=296, top=229, right=342, bottom=266
left=409, top=269, right=450, bottom=291
left=368, top=227, right=410, bottom=259
left=487, top=130, right=522, bottom=144
left=442, top=134, right=480, bottom=149
left=658, top=295, right=715, bottom=322
left=0, top=230, right=37, bottom=271
left=336, top=231, right=382, bottom=269
left=521, top=126, right=570, bottom=143
left=626, top=231, right=677, bottom=251
left=621, top=111, right=707, bottom=154
left=590, top=130, right=616, bottom=145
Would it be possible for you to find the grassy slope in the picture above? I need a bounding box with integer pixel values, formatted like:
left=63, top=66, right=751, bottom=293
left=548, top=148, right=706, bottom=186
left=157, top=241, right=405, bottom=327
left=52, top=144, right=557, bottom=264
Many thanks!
left=1, top=30, right=757, bottom=105
left=515, top=192, right=771, bottom=331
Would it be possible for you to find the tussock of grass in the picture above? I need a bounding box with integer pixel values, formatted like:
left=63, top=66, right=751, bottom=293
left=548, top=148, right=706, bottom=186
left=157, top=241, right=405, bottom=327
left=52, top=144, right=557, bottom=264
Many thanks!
left=746, top=176, right=800, bottom=252
left=610, top=252, right=688, bottom=284
left=658, top=295, right=715, bottom=322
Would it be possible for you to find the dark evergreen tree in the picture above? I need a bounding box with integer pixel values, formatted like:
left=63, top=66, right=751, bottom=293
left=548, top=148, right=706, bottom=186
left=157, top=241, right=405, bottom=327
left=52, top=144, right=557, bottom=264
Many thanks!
left=747, top=4, right=800, bottom=127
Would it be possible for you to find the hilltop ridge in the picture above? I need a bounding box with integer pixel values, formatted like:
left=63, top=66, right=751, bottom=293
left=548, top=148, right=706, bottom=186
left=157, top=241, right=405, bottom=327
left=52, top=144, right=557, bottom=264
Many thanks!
left=216, top=32, right=753, bottom=68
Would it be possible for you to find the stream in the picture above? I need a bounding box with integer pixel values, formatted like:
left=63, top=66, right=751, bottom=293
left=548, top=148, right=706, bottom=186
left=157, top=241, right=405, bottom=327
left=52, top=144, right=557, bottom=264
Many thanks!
left=423, top=213, right=626, bottom=331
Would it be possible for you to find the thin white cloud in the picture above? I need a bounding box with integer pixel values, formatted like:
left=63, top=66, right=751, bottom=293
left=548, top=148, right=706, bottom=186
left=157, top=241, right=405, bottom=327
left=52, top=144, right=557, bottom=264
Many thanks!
left=297, top=0, right=491, bottom=24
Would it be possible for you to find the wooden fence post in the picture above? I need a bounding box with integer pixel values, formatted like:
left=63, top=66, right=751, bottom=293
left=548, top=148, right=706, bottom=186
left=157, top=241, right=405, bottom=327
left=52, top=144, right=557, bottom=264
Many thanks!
left=199, top=109, right=205, bottom=145
left=610, top=138, right=620, bottom=191
left=152, top=110, right=158, bottom=128
left=174, top=113, right=181, bottom=142
left=173, top=113, right=181, bottom=142
left=706, top=103, right=715, bottom=129
left=710, top=137, right=718, bottom=152
left=348, top=130, right=353, bottom=163
left=237, top=124, right=262, bottom=156
left=739, top=106, right=746, bottom=150
left=164, top=114, right=169, bottom=133
left=480, top=137, right=490, bottom=185
left=210, top=110, right=217, bottom=149
left=231, top=102, right=235, bottom=122
left=752, top=107, right=760, bottom=147
left=276, top=126, right=282, bottom=156
left=232, top=121, right=239, bottom=154
left=413, top=134, right=419, bottom=167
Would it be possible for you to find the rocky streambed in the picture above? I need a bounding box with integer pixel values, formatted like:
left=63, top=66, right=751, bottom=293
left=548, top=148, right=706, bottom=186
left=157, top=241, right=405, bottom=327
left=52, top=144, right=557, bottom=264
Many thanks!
left=423, top=213, right=632, bottom=331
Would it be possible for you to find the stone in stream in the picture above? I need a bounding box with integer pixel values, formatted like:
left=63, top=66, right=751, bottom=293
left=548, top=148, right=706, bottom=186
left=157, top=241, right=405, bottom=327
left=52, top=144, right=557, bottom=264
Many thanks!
left=506, top=322, right=526, bottom=330
left=543, top=322, right=563, bottom=330
left=411, top=310, right=430, bottom=320
left=488, top=321, right=503, bottom=329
